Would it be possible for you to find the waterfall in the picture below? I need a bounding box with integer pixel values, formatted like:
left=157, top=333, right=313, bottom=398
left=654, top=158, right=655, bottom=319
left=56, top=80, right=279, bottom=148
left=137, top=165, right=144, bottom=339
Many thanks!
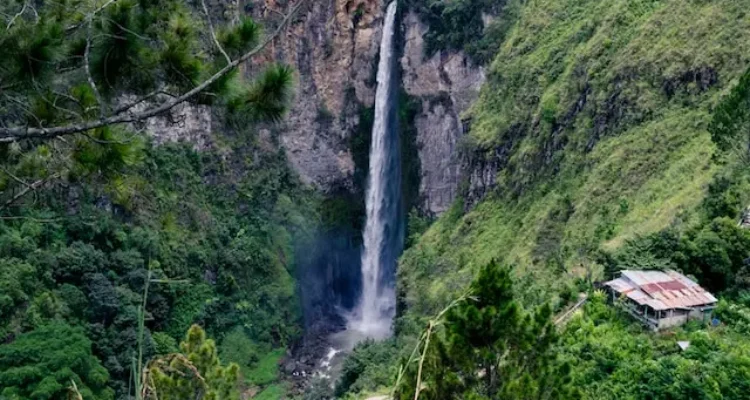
left=349, top=0, right=402, bottom=339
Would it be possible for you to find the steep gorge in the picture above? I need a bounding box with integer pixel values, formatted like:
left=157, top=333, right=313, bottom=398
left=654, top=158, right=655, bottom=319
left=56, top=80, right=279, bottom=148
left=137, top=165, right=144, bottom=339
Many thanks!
left=133, top=0, right=750, bottom=378
left=149, top=0, right=488, bottom=329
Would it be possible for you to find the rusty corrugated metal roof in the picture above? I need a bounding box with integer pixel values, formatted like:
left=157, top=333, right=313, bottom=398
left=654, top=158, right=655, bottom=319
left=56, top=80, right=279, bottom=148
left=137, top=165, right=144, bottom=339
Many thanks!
left=604, top=270, right=717, bottom=311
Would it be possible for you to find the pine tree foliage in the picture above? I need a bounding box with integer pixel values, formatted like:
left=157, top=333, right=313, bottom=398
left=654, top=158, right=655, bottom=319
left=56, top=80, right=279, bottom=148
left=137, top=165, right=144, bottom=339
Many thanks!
left=218, top=18, right=261, bottom=59
left=0, top=0, right=303, bottom=211
left=146, top=325, right=241, bottom=400
left=0, top=0, right=301, bottom=144
left=395, top=262, right=575, bottom=400
left=228, top=64, right=294, bottom=123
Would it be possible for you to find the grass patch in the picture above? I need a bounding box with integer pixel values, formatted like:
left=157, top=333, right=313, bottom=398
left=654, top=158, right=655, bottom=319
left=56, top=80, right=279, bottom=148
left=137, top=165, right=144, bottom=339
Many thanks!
left=247, top=348, right=285, bottom=386
left=254, top=383, right=286, bottom=400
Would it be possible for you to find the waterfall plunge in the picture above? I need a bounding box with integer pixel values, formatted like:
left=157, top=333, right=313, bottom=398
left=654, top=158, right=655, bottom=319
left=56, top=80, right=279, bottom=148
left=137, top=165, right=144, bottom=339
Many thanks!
left=348, top=1, right=403, bottom=340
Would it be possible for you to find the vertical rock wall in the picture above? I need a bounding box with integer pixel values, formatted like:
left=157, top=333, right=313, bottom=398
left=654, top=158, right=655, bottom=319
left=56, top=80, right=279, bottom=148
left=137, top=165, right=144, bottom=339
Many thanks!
left=145, top=0, right=486, bottom=214
left=400, top=11, right=485, bottom=215
left=253, top=0, right=385, bottom=189
left=259, top=1, right=485, bottom=214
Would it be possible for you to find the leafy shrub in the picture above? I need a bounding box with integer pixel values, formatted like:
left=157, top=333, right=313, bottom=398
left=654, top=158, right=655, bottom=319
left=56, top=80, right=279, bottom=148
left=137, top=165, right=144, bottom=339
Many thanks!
left=246, top=348, right=285, bottom=386
left=219, top=327, right=261, bottom=382
left=335, top=339, right=399, bottom=397
left=0, top=323, right=114, bottom=400
left=152, top=332, right=179, bottom=355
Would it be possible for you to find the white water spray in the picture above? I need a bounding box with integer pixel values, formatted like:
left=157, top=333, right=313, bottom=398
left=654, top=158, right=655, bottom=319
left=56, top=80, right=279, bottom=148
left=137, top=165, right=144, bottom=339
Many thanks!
left=348, top=1, right=402, bottom=339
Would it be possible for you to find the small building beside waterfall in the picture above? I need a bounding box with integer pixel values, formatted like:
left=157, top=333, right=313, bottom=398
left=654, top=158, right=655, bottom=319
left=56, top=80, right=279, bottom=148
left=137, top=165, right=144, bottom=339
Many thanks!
left=604, top=270, right=717, bottom=331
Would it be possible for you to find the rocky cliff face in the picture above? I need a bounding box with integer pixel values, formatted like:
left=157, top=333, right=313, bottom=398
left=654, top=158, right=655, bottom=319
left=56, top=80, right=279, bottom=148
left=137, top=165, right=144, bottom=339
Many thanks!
left=257, top=0, right=384, bottom=189
left=143, top=0, right=485, bottom=214
left=246, top=0, right=486, bottom=214
left=399, top=11, right=484, bottom=214
left=272, top=2, right=485, bottom=214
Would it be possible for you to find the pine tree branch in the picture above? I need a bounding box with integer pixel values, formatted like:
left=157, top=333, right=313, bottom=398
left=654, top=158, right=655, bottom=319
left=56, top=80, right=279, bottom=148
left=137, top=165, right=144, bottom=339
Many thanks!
left=86, top=17, right=106, bottom=116
left=6, top=1, right=28, bottom=30
left=0, top=0, right=304, bottom=144
left=0, top=173, right=59, bottom=211
left=201, top=0, right=231, bottom=65
left=65, top=0, right=117, bottom=32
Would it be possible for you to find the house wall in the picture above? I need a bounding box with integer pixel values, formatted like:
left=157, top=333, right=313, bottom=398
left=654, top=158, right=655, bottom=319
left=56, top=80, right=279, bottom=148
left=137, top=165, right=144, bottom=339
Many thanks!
left=688, top=308, right=711, bottom=322
left=657, top=310, right=689, bottom=329
left=607, top=285, right=715, bottom=330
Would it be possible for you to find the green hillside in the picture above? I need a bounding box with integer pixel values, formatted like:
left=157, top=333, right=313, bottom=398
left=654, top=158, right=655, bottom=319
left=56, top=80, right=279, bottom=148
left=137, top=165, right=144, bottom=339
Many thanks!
left=400, top=0, right=750, bottom=315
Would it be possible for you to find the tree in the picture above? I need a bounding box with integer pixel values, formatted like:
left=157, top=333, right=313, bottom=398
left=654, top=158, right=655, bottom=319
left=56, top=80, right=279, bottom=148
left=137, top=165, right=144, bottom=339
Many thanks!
left=145, top=324, right=240, bottom=400
left=0, top=322, right=114, bottom=400
left=0, top=0, right=303, bottom=143
left=0, top=0, right=303, bottom=212
left=0, top=258, right=36, bottom=321
left=86, top=273, right=120, bottom=324
left=395, top=262, right=575, bottom=400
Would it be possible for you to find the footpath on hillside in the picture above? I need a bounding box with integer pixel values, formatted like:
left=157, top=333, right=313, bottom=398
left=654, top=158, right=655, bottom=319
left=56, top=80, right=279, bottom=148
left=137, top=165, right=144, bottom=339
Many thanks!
left=555, top=293, right=589, bottom=327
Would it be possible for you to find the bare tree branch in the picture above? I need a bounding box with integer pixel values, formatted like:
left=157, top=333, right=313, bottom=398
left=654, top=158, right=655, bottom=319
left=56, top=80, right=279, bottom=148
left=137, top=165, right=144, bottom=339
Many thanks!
left=6, top=1, right=28, bottom=30
left=40, top=94, right=85, bottom=121
left=81, top=130, right=138, bottom=145
left=111, top=89, right=177, bottom=116
left=2, top=93, right=44, bottom=128
left=65, top=0, right=117, bottom=32
left=27, top=1, right=38, bottom=22
left=0, top=173, right=60, bottom=211
left=68, top=379, right=84, bottom=400
left=0, top=167, right=32, bottom=188
left=102, top=16, right=151, bottom=42
left=85, top=17, right=106, bottom=116
left=201, top=0, right=231, bottom=65
left=414, top=321, right=434, bottom=400
left=0, top=0, right=306, bottom=144
left=0, top=216, right=60, bottom=222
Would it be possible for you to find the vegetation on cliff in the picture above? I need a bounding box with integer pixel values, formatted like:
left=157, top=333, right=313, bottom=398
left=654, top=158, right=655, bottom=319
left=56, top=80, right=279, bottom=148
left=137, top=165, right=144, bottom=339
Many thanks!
left=0, top=136, right=317, bottom=398
left=400, top=0, right=750, bottom=318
